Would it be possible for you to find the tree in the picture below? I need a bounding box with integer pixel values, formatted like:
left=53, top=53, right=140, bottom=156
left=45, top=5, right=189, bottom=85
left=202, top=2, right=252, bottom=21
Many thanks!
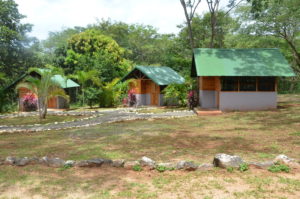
left=0, top=0, right=34, bottom=77
left=179, top=0, right=202, bottom=50
left=16, top=67, right=69, bottom=119
left=65, top=29, right=130, bottom=81
left=205, top=0, right=244, bottom=47
left=69, top=70, right=101, bottom=106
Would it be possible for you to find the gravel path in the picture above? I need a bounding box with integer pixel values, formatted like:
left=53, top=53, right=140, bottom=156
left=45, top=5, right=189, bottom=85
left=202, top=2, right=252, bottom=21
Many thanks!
left=0, top=109, right=195, bottom=133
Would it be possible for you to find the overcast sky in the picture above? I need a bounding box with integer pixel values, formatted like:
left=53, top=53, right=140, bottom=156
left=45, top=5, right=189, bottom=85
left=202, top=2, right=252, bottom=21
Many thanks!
left=15, top=0, right=218, bottom=40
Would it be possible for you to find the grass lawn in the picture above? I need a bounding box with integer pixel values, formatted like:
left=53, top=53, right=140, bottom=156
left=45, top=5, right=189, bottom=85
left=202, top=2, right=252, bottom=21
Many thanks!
left=0, top=94, right=299, bottom=198
left=0, top=115, right=88, bottom=126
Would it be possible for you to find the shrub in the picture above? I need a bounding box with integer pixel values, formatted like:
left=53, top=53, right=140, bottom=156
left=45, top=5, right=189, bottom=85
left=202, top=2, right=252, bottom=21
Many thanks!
left=239, top=163, right=249, bottom=172
left=22, top=93, right=37, bottom=111
left=155, top=165, right=174, bottom=173
left=132, top=164, right=143, bottom=172
left=187, top=90, right=197, bottom=109
left=227, top=167, right=234, bottom=173
left=268, top=163, right=290, bottom=173
left=128, top=89, right=136, bottom=107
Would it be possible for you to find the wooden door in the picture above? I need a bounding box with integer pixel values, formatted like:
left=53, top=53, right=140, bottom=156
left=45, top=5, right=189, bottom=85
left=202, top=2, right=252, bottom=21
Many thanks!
left=150, top=82, right=160, bottom=106
left=48, top=97, right=57, bottom=108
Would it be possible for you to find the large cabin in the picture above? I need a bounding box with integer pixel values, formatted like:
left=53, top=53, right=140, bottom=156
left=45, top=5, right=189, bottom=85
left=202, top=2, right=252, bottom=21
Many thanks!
left=121, top=66, right=185, bottom=106
left=191, top=48, right=295, bottom=111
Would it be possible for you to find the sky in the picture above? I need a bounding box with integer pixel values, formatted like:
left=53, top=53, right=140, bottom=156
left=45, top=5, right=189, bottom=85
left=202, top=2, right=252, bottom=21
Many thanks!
left=15, top=0, right=213, bottom=40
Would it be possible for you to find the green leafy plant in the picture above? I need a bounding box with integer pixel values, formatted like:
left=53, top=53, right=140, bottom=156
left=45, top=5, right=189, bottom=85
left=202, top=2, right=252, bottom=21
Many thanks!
left=132, top=164, right=143, bottom=172
left=58, top=164, right=73, bottom=171
left=268, top=163, right=290, bottom=173
left=155, top=165, right=174, bottom=173
left=239, top=163, right=249, bottom=172
left=227, top=167, right=234, bottom=173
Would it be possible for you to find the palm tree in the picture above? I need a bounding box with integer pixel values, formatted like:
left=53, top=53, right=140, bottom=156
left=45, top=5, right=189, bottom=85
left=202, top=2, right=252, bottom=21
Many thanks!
left=69, top=70, right=101, bottom=105
left=16, top=67, right=69, bottom=119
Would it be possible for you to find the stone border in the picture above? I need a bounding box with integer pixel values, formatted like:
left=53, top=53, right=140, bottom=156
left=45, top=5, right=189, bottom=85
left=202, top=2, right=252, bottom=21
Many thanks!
left=0, top=115, right=100, bottom=128
left=0, top=110, right=195, bottom=133
left=1, top=154, right=299, bottom=172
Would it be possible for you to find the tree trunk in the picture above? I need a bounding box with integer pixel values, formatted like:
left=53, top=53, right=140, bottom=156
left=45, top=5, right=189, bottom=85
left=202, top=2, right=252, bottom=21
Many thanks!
left=210, top=12, right=216, bottom=48
left=285, top=38, right=300, bottom=71
left=180, top=0, right=195, bottom=50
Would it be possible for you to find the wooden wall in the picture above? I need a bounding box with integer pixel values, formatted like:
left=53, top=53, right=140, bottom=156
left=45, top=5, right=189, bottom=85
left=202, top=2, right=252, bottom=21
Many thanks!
left=198, top=76, right=220, bottom=91
left=129, top=79, right=160, bottom=105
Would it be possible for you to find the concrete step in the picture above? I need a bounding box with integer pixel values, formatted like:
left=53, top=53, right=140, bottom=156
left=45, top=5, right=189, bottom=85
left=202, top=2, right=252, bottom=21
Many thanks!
left=194, top=107, right=222, bottom=116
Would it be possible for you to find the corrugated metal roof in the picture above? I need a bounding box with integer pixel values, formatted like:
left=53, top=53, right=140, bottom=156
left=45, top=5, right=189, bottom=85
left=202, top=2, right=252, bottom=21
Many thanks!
left=51, top=75, right=80, bottom=88
left=122, top=66, right=185, bottom=85
left=192, top=48, right=296, bottom=77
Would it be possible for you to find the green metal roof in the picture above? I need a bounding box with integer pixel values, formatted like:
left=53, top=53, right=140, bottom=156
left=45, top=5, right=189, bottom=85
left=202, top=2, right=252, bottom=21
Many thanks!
left=51, top=75, right=80, bottom=88
left=192, top=48, right=296, bottom=77
left=121, top=66, right=185, bottom=85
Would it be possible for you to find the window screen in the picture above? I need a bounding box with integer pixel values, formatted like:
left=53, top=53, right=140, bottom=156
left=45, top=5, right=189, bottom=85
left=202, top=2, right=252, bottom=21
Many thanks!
left=258, top=77, right=275, bottom=91
left=239, top=77, right=256, bottom=91
left=221, top=77, right=238, bottom=91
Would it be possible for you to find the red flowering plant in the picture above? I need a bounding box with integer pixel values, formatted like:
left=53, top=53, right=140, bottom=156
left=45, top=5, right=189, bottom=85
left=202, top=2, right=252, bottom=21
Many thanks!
left=22, top=93, right=38, bottom=111
left=128, top=88, right=137, bottom=107
left=187, top=90, right=197, bottom=110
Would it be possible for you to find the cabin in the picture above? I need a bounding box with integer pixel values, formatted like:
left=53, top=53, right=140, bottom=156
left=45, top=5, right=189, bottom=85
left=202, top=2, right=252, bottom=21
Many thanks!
left=8, top=69, right=79, bottom=111
left=121, top=66, right=185, bottom=106
left=191, top=48, right=295, bottom=111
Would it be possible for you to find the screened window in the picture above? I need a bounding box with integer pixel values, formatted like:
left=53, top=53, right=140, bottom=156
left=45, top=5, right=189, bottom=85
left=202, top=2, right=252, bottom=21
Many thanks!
left=239, top=77, right=256, bottom=91
left=258, top=77, right=275, bottom=91
left=221, top=77, right=238, bottom=91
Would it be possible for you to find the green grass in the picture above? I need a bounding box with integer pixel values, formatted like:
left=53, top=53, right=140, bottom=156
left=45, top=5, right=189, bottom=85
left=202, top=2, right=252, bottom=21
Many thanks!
left=0, top=115, right=87, bottom=126
left=0, top=94, right=299, bottom=198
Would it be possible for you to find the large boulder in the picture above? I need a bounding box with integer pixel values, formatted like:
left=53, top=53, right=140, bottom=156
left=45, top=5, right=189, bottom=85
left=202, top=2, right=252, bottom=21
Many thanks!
left=176, top=161, right=198, bottom=171
left=40, top=157, right=65, bottom=168
left=140, top=156, right=155, bottom=169
left=213, top=154, right=244, bottom=168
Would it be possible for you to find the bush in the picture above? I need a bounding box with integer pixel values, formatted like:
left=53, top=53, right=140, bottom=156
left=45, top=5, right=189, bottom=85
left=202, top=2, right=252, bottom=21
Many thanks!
left=227, top=167, right=234, bottom=173
left=155, top=165, right=174, bottom=172
left=22, top=93, right=37, bottom=111
left=268, top=163, right=290, bottom=173
left=132, top=164, right=143, bottom=172
left=239, top=163, right=249, bottom=172
left=85, top=87, right=101, bottom=108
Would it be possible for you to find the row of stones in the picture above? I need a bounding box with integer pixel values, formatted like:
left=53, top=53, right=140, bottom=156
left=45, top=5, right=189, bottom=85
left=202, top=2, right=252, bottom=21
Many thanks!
left=0, top=115, right=99, bottom=128
left=1, top=154, right=299, bottom=171
left=0, top=113, right=195, bottom=134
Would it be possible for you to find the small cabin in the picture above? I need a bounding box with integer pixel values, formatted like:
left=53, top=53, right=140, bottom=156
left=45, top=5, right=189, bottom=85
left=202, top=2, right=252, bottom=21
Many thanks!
left=191, top=48, right=295, bottom=111
left=9, top=70, right=80, bottom=111
left=121, top=66, right=185, bottom=106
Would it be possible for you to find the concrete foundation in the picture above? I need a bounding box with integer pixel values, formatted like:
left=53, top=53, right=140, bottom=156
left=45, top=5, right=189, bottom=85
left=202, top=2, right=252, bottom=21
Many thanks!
left=219, top=92, right=277, bottom=111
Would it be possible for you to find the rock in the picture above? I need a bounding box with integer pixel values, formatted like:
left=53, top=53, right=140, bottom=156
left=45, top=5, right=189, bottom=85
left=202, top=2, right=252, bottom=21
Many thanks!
left=112, top=159, right=125, bottom=168
left=40, top=157, right=65, bottom=168
left=213, top=154, right=244, bottom=168
left=140, top=156, right=155, bottom=169
left=274, top=154, right=299, bottom=168
left=14, top=157, right=30, bottom=166
left=248, top=161, right=274, bottom=169
left=124, top=161, right=139, bottom=170
left=64, top=160, right=76, bottom=167
left=5, top=156, right=16, bottom=165
left=198, top=163, right=214, bottom=170
left=75, top=158, right=111, bottom=167
left=176, top=161, right=198, bottom=171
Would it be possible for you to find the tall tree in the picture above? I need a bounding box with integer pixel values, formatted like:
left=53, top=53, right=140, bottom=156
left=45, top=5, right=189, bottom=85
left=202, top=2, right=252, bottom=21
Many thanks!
left=0, top=0, right=34, bottom=77
left=65, top=29, right=131, bottom=81
left=180, top=0, right=202, bottom=50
